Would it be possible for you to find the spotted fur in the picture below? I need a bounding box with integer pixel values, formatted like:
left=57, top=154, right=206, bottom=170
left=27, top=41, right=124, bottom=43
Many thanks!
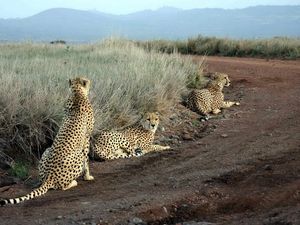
left=92, top=112, right=170, bottom=160
left=186, top=73, right=240, bottom=120
left=0, top=77, right=94, bottom=206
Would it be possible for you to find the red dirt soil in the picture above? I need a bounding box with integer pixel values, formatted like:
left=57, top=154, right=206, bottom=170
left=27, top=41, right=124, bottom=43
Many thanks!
left=1, top=56, right=300, bottom=225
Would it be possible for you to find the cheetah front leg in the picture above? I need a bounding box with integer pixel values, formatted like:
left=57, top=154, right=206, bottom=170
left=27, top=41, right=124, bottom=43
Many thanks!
left=62, top=180, right=78, bottom=191
left=153, top=144, right=171, bottom=152
left=143, top=144, right=171, bottom=153
left=83, top=160, right=94, bottom=181
left=82, top=138, right=94, bottom=181
left=212, top=108, right=222, bottom=114
left=222, top=101, right=240, bottom=108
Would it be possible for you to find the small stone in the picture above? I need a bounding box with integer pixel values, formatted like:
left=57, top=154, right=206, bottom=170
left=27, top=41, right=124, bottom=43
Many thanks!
left=56, top=216, right=63, bottom=219
left=264, top=164, right=272, bottom=171
left=131, top=217, right=145, bottom=225
left=170, top=135, right=180, bottom=140
left=182, top=134, right=193, bottom=141
left=162, top=206, right=168, bottom=214
left=223, top=114, right=230, bottom=119
left=220, top=134, right=228, bottom=138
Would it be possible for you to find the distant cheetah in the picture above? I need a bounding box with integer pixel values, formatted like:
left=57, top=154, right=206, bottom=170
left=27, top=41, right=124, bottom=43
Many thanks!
left=186, top=72, right=240, bottom=120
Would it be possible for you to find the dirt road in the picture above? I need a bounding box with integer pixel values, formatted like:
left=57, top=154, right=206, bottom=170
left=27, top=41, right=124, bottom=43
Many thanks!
left=1, top=57, right=300, bottom=225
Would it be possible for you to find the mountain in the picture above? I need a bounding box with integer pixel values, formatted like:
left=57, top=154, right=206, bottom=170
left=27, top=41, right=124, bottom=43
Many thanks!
left=0, top=6, right=299, bottom=42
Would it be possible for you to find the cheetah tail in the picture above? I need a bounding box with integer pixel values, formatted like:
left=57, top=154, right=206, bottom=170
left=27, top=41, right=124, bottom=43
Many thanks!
left=0, top=179, right=52, bottom=206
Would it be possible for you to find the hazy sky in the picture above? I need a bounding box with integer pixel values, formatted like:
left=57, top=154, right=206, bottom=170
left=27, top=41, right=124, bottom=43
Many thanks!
left=1, top=0, right=300, bottom=18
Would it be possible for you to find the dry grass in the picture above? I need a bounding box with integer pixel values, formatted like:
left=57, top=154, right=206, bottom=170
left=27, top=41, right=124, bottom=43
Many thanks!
left=0, top=38, right=202, bottom=161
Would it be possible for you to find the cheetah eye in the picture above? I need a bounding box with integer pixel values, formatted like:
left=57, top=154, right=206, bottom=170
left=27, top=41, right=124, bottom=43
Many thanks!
left=147, top=118, right=150, bottom=121
left=155, top=118, right=158, bottom=121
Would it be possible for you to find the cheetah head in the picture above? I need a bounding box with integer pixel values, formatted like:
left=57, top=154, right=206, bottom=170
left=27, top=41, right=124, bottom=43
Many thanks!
left=212, top=72, right=231, bottom=87
left=140, top=112, right=160, bottom=133
left=69, top=77, right=91, bottom=96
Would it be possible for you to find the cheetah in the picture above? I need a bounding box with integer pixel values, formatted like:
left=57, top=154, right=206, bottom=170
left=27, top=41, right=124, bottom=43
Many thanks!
left=92, top=112, right=170, bottom=160
left=0, top=77, right=94, bottom=206
left=186, top=72, right=240, bottom=120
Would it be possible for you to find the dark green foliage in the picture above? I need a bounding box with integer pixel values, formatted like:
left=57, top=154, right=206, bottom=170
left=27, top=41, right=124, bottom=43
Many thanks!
left=9, top=161, right=29, bottom=180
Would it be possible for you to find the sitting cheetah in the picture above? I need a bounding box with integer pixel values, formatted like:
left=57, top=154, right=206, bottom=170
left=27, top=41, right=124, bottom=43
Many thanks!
left=0, top=77, right=94, bottom=206
left=186, top=72, right=240, bottom=120
left=92, top=112, right=170, bottom=160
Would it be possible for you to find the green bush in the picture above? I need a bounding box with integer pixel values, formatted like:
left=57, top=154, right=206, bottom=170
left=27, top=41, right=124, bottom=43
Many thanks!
left=9, top=161, right=29, bottom=179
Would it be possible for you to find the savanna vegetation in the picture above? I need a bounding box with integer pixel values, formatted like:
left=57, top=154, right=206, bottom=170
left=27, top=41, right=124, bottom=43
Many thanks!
left=138, top=36, right=300, bottom=59
left=0, top=39, right=203, bottom=168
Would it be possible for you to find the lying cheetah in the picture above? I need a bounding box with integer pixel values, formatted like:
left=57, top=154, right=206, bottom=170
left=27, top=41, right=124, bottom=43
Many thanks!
left=92, top=112, right=170, bottom=160
left=0, top=77, right=94, bottom=206
left=186, top=72, right=240, bottom=120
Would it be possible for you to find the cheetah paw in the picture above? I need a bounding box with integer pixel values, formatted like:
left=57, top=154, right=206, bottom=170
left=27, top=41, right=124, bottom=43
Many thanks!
left=84, top=175, right=94, bottom=181
left=235, top=102, right=240, bottom=106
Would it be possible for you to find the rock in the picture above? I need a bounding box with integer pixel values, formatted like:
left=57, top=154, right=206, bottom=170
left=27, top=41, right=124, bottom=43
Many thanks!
left=182, top=134, right=193, bottom=141
left=223, top=114, right=230, bottom=119
left=162, top=206, right=168, bottom=214
left=220, top=134, right=228, bottom=138
left=170, top=135, right=180, bottom=140
left=56, top=216, right=63, bottom=220
left=263, top=164, right=272, bottom=171
left=130, top=217, right=146, bottom=225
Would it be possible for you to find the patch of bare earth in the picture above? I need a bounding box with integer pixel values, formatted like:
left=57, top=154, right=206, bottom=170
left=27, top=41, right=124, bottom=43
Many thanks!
left=0, top=56, right=300, bottom=225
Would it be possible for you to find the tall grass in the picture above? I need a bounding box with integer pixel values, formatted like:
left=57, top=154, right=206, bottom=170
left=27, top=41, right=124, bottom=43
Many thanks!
left=138, top=36, right=300, bottom=59
left=0, top=39, right=201, bottom=161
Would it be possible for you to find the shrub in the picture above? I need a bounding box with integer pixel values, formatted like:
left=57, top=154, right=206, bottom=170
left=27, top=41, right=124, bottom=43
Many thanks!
left=9, top=161, right=29, bottom=179
left=0, top=39, right=201, bottom=162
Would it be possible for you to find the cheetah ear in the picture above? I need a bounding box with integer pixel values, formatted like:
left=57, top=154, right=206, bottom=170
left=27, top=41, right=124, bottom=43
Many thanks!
left=155, top=111, right=160, bottom=116
left=210, top=72, right=219, bottom=80
left=80, top=78, right=89, bottom=87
